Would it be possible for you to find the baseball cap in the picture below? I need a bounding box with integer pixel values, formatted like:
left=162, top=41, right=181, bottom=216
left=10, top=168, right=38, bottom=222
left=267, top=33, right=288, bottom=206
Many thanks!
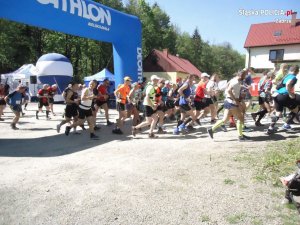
left=124, top=76, right=132, bottom=81
left=201, top=73, right=210, bottom=78
left=151, top=75, right=160, bottom=81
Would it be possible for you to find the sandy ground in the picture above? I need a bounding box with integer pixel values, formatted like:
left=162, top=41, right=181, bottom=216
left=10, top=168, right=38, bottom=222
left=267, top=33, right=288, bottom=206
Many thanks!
left=0, top=103, right=299, bottom=225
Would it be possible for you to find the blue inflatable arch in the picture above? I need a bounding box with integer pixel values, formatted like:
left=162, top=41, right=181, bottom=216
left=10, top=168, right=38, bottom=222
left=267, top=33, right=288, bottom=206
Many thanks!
left=0, top=0, right=143, bottom=86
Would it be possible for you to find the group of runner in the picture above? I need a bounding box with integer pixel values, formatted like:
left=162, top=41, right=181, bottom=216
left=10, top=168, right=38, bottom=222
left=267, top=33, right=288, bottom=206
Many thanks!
left=1, top=64, right=300, bottom=141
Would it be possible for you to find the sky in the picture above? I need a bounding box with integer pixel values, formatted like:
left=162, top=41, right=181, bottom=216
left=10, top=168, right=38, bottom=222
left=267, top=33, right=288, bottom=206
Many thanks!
left=124, top=0, right=299, bottom=54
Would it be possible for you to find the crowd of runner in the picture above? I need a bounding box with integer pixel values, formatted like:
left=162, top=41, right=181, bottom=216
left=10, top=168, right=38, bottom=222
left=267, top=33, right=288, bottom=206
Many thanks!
left=0, top=64, right=299, bottom=141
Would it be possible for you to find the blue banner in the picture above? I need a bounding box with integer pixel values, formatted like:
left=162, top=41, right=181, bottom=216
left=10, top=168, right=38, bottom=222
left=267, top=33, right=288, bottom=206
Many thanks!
left=0, top=0, right=143, bottom=85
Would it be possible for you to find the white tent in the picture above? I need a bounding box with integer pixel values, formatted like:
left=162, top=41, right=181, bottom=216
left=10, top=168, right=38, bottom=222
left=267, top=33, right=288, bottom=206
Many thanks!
left=84, top=68, right=115, bottom=83
left=1, top=64, right=39, bottom=96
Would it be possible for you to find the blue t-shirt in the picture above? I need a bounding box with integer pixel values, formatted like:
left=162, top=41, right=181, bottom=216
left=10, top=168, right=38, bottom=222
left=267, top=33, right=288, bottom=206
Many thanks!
left=244, top=74, right=253, bottom=86
left=161, top=87, right=169, bottom=102
left=277, top=74, right=297, bottom=94
left=8, top=91, right=23, bottom=106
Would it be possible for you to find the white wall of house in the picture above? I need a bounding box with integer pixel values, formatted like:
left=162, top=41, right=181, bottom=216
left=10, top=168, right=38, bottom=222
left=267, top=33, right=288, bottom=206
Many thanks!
left=245, top=44, right=300, bottom=69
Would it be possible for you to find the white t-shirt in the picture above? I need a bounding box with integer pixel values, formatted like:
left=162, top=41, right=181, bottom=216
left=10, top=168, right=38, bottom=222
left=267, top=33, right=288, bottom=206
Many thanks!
left=225, top=77, right=241, bottom=104
left=205, top=80, right=218, bottom=98
left=80, top=88, right=93, bottom=110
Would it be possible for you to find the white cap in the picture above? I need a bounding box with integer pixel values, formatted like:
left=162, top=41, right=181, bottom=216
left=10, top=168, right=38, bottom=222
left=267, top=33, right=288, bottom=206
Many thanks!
left=151, top=74, right=160, bottom=81
left=201, top=73, right=210, bottom=78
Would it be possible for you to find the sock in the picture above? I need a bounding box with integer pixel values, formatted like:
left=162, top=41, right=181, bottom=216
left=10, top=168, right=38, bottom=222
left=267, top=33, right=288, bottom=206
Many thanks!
left=270, top=116, right=279, bottom=128
left=24, top=103, right=28, bottom=108
left=237, top=120, right=243, bottom=137
left=212, top=120, right=224, bottom=132
left=257, top=109, right=267, bottom=123
left=286, top=112, right=296, bottom=124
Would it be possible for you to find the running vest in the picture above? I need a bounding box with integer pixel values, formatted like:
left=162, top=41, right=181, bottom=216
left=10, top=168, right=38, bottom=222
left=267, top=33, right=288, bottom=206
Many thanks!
left=80, top=88, right=93, bottom=110
left=277, top=74, right=297, bottom=95
left=143, top=84, right=156, bottom=106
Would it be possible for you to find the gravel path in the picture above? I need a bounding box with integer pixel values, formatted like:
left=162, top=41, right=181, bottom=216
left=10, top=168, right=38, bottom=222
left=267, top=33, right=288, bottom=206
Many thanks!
left=0, top=103, right=298, bottom=225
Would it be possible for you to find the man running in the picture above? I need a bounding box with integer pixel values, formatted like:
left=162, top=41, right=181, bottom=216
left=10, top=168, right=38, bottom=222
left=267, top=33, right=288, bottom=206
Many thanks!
left=65, top=80, right=99, bottom=139
left=94, top=78, right=113, bottom=126
left=48, top=84, right=58, bottom=116
left=113, top=76, right=132, bottom=134
left=4, top=84, right=27, bottom=130
left=267, top=66, right=300, bottom=134
left=132, top=75, right=160, bottom=138
left=57, top=81, right=79, bottom=133
left=207, top=70, right=250, bottom=141
left=36, top=84, right=51, bottom=120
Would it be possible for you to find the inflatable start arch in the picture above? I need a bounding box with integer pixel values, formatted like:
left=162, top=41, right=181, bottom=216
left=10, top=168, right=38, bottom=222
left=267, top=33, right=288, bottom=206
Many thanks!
left=0, top=0, right=143, bottom=86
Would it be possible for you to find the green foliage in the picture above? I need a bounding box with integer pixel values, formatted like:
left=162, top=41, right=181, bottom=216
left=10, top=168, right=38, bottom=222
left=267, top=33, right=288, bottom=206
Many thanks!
left=0, top=1, right=245, bottom=82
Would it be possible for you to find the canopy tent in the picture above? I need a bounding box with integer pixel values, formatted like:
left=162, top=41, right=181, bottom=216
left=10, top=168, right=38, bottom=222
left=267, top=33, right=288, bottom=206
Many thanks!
left=84, top=68, right=115, bottom=84
left=0, top=64, right=40, bottom=97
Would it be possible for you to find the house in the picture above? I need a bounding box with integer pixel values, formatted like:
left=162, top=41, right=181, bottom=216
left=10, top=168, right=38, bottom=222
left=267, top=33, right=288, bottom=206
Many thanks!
left=143, top=49, right=201, bottom=82
left=244, top=12, right=300, bottom=70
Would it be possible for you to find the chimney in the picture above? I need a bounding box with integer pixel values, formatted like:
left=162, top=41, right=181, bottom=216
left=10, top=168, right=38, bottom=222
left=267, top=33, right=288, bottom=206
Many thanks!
left=291, top=12, right=297, bottom=27
left=163, top=49, right=168, bottom=57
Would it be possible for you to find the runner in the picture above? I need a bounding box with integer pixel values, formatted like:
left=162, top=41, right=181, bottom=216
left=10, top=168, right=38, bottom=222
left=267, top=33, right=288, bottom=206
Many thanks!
left=155, top=79, right=167, bottom=134
left=175, top=74, right=198, bottom=133
left=207, top=70, right=250, bottom=141
left=4, top=84, right=27, bottom=130
left=65, top=80, right=99, bottom=139
left=267, top=66, right=300, bottom=134
left=251, top=71, right=274, bottom=126
left=113, top=76, right=132, bottom=134
left=36, top=84, right=51, bottom=120
left=132, top=75, right=160, bottom=138
left=127, top=82, right=141, bottom=126
left=94, top=78, right=113, bottom=126
left=48, top=84, right=58, bottom=116
left=56, top=81, right=79, bottom=133
left=0, top=84, right=6, bottom=121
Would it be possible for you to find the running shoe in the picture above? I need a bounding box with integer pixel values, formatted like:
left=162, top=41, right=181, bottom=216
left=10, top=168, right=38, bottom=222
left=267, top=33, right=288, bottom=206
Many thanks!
left=282, top=123, right=292, bottom=130
left=238, top=135, right=251, bottom=142
left=178, top=124, right=186, bottom=132
left=90, top=133, right=99, bottom=140
left=255, top=121, right=264, bottom=127
left=157, top=127, right=167, bottom=134
left=36, top=111, right=39, bottom=120
left=266, top=128, right=275, bottom=135
left=10, top=124, right=19, bottom=130
left=148, top=133, right=158, bottom=138
left=173, top=127, right=179, bottom=135
left=207, top=128, right=213, bottom=139
left=65, top=126, right=71, bottom=136
left=243, top=126, right=253, bottom=132
left=112, top=128, right=123, bottom=135
left=220, top=125, right=227, bottom=132
left=56, top=124, right=61, bottom=133
left=107, top=121, right=114, bottom=126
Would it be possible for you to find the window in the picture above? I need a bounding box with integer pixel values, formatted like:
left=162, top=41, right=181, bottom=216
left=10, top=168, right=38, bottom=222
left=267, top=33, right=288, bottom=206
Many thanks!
left=269, top=49, right=284, bottom=61
left=273, top=30, right=282, bottom=37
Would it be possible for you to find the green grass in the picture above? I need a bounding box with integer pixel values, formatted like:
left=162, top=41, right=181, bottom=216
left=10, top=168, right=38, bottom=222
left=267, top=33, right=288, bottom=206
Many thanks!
left=244, top=137, right=300, bottom=186
left=224, top=178, right=235, bottom=185
left=226, top=213, right=247, bottom=224
left=236, top=137, right=300, bottom=225
left=200, top=215, right=210, bottom=222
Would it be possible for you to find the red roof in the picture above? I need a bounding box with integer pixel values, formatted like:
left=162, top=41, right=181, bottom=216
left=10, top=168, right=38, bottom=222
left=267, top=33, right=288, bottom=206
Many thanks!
left=143, top=49, right=201, bottom=76
left=244, top=20, right=300, bottom=48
